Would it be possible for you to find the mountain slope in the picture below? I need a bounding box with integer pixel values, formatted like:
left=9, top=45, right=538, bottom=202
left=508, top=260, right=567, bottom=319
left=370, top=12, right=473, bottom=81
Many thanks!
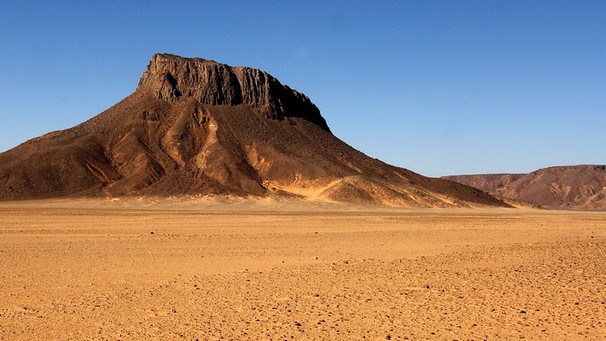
left=444, top=165, right=606, bottom=210
left=0, top=54, right=508, bottom=208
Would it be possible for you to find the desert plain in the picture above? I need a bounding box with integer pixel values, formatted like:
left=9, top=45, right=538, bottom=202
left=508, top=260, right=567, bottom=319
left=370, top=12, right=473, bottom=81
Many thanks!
left=0, top=198, right=605, bottom=340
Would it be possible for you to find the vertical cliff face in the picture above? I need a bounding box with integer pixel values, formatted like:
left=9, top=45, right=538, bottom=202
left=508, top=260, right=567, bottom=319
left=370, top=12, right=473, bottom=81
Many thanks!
left=137, top=54, right=330, bottom=131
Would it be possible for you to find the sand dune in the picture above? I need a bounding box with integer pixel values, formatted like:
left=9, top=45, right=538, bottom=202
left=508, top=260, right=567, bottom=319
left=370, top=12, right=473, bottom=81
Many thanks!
left=1, top=200, right=604, bottom=339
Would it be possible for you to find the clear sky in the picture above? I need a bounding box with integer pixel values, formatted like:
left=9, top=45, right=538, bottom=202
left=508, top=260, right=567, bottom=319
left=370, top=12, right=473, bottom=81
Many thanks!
left=1, top=1, right=604, bottom=177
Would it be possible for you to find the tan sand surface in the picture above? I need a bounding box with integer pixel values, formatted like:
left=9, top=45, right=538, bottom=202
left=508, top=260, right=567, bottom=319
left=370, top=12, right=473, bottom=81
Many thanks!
left=0, top=199, right=605, bottom=339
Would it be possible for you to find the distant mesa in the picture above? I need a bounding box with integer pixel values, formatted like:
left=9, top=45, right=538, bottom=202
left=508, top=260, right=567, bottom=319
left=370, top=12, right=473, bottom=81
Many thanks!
left=443, top=165, right=606, bottom=210
left=0, top=53, right=509, bottom=208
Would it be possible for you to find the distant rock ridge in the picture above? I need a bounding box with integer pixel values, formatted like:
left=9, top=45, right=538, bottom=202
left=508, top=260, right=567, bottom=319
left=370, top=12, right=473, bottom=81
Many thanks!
left=138, top=53, right=329, bottom=131
left=443, top=165, right=606, bottom=210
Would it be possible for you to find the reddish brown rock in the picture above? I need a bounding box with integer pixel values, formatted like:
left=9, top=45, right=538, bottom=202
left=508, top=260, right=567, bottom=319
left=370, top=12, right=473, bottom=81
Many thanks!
left=0, top=54, right=508, bottom=207
left=444, top=165, right=606, bottom=210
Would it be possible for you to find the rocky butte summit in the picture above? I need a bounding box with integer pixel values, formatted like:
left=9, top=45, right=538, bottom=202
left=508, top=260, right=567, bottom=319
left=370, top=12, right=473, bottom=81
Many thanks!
left=0, top=53, right=508, bottom=207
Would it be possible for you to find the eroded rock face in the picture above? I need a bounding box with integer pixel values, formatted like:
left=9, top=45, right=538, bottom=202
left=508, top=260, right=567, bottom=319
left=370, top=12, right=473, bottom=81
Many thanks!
left=0, top=53, right=510, bottom=208
left=444, top=165, right=606, bottom=210
left=138, top=54, right=329, bottom=131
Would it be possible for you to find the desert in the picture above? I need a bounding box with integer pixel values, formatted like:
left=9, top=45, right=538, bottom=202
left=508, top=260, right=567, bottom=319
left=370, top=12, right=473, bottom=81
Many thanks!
left=0, top=54, right=604, bottom=340
left=3, top=2, right=605, bottom=339
left=1, top=198, right=605, bottom=340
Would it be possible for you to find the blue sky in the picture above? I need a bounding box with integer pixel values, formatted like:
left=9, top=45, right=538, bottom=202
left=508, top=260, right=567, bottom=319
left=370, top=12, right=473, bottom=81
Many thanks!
left=1, top=1, right=604, bottom=176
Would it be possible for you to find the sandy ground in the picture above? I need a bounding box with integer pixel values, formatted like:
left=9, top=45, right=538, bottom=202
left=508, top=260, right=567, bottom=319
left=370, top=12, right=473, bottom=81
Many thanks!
left=0, top=198, right=605, bottom=340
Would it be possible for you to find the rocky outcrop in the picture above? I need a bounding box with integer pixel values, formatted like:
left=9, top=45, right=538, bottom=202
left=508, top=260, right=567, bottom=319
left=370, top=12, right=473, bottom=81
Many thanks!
left=444, top=165, right=606, bottom=210
left=138, top=54, right=329, bottom=131
left=0, top=54, right=509, bottom=208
